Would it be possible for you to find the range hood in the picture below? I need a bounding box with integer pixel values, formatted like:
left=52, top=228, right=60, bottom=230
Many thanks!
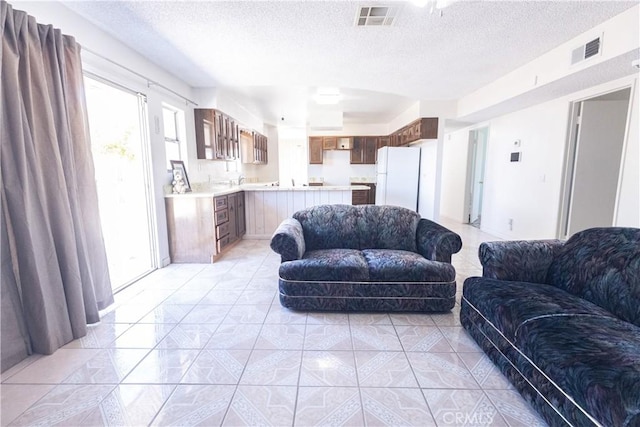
left=337, top=137, right=353, bottom=150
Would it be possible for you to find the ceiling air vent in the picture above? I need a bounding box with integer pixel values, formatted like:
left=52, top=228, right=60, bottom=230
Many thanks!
left=571, top=36, right=602, bottom=65
left=356, top=6, right=398, bottom=26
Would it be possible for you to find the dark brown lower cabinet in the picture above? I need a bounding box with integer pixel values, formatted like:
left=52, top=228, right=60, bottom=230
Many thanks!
left=352, top=190, right=369, bottom=205
left=351, top=184, right=376, bottom=205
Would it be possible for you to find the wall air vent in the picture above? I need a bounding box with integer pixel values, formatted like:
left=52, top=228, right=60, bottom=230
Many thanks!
left=356, top=6, right=398, bottom=26
left=584, top=38, right=601, bottom=59
left=571, top=36, right=602, bottom=65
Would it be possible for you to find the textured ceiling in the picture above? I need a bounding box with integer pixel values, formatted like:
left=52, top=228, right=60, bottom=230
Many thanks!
left=62, top=0, right=638, bottom=126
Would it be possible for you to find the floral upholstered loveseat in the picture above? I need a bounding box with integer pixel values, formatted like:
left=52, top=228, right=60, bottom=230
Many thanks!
left=461, top=227, right=640, bottom=426
left=270, top=204, right=462, bottom=312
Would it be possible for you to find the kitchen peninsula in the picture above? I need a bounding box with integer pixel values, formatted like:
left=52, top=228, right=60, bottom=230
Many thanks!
left=165, top=184, right=369, bottom=262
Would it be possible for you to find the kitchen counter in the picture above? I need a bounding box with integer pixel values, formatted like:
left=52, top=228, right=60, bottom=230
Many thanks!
left=165, top=184, right=369, bottom=240
left=164, top=184, right=369, bottom=198
left=241, top=184, right=370, bottom=191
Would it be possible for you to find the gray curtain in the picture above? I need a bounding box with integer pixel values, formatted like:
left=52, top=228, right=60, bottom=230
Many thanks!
left=1, top=1, right=114, bottom=371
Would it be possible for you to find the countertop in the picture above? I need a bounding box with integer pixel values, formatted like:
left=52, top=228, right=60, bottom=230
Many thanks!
left=165, top=184, right=370, bottom=198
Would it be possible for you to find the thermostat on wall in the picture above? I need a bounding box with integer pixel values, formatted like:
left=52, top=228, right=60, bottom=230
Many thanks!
left=510, top=152, right=522, bottom=162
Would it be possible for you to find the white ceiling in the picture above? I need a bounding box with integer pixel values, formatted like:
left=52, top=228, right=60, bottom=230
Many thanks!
left=62, top=0, right=638, bottom=127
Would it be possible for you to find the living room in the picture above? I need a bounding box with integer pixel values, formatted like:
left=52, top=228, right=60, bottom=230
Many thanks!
left=2, top=1, right=639, bottom=425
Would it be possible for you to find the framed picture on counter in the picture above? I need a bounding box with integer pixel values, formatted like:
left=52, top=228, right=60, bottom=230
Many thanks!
left=170, top=160, right=192, bottom=193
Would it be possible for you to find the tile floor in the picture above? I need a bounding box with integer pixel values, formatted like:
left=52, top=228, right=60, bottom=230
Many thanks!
left=1, top=220, right=548, bottom=426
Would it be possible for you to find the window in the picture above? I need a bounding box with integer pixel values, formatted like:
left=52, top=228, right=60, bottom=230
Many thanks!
left=163, top=106, right=182, bottom=170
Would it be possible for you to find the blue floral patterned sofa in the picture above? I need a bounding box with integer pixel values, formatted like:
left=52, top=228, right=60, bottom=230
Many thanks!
left=270, top=204, right=462, bottom=312
left=461, top=227, right=640, bottom=426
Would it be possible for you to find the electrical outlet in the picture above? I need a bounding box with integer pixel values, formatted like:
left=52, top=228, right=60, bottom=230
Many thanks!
left=508, top=218, right=514, bottom=231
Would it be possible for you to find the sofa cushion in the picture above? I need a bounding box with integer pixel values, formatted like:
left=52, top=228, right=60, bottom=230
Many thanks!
left=362, top=249, right=454, bottom=282
left=463, top=277, right=618, bottom=342
left=292, top=204, right=421, bottom=252
left=515, top=314, right=640, bottom=427
left=358, top=205, right=420, bottom=252
left=546, top=227, right=640, bottom=327
left=279, top=249, right=369, bottom=282
left=293, top=205, right=361, bottom=251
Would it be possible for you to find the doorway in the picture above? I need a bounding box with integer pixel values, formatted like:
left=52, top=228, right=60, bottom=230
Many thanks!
left=84, top=76, right=157, bottom=291
left=466, top=127, right=489, bottom=228
left=560, top=88, right=631, bottom=238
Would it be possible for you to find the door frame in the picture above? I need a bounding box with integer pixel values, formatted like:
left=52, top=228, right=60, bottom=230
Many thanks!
left=84, top=73, right=159, bottom=291
left=557, top=84, right=634, bottom=238
left=464, top=127, right=489, bottom=227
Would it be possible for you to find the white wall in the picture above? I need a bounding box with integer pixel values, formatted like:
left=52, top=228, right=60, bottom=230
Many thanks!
left=458, top=5, right=640, bottom=118
left=278, top=128, right=308, bottom=187
left=388, top=102, right=420, bottom=134
left=308, top=150, right=376, bottom=186
left=442, top=75, right=639, bottom=239
left=440, top=132, right=470, bottom=222
left=481, top=100, right=568, bottom=239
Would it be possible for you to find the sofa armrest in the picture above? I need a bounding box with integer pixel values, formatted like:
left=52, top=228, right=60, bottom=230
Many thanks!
left=270, top=218, right=306, bottom=262
left=416, top=219, right=462, bottom=263
left=479, top=239, right=565, bottom=283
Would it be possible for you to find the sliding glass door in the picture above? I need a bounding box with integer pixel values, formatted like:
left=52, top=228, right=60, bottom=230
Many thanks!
left=84, top=76, right=156, bottom=291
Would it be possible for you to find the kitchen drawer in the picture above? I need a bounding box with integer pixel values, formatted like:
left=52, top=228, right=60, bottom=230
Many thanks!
left=215, top=208, right=229, bottom=224
left=214, top=196, right=228, bottom=211
left=216, top=234, right=231, bottom=252
left=216, top=221, right=230, bottom=239
left=352, top=190, right=369, bottom=205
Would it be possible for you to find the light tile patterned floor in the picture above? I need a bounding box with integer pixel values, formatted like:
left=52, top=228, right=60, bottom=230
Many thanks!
left=0, top=220, right=548, bottom=426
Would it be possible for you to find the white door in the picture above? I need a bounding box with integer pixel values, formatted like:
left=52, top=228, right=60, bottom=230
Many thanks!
left=84, top=76, right=157, bottom=291
left=563, top=88, right=631, bottom=237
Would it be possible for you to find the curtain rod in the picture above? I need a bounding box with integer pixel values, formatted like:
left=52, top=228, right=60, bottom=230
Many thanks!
left=82, top=47, right=199, bottom=106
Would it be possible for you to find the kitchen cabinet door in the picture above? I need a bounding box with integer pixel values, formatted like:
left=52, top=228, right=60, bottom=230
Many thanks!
left=241, top=132, right=268, bottom=164
left=166, top=197, right=216, bottom=262
left=227, top=193, right=238, bottom=243
left=194, top=109, right=216, bottom=160
left=309, top=137, right=323, bottom=164
left=230, top=119, right=239, bottom=160
left=368, top=183, right=377, bottom=204
left=350, top=137, right=364, bottom=164
left=421, top=118, right=438, bottom=139
left=352, top=189, right=369, bottom=205
left=322, top=136, right=337, bottom=150
left=237, top=191, right=246, bottom=237
left=363, top=137, right=378, bottom=164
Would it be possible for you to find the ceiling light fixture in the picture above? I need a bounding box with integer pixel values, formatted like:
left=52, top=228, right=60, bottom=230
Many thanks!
left=314, top=87, right=342, bottom=105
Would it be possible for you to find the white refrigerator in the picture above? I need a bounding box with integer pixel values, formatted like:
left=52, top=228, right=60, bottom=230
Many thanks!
left=375, top=146, right=421, bottom=211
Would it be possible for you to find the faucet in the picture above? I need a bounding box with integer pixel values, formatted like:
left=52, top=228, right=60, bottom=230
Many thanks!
left=238, top=175, right=246, bottom=185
